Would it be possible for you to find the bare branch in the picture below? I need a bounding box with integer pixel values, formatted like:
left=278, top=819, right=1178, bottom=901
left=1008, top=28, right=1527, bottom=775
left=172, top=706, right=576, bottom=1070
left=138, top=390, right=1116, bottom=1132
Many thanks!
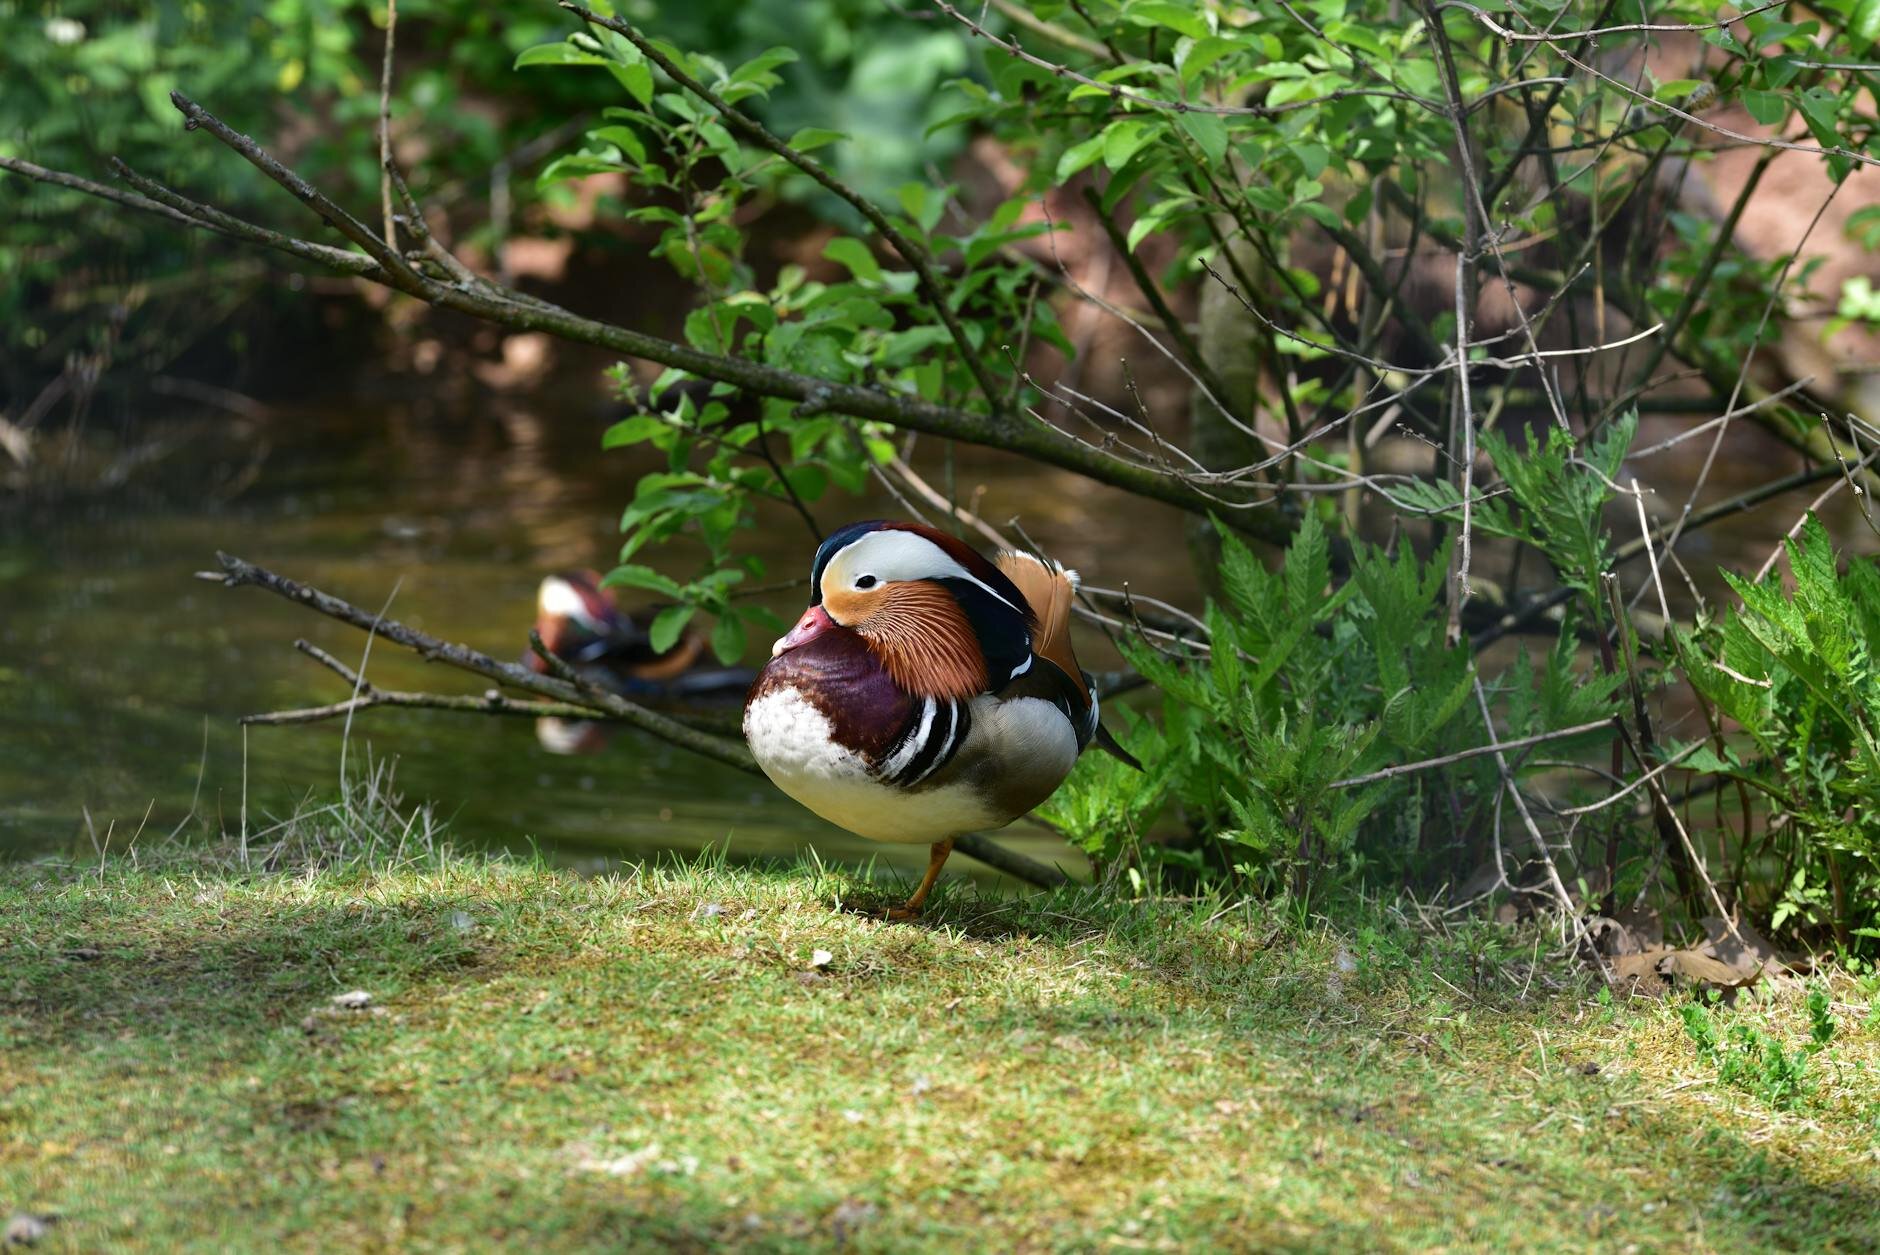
left=2, top=126, right=1292, bottom=545
left=169, top=91, right=430, bottom=291
left=378, top=0, right=398, bottom=250
left=108, top=158, right=386, bottom=279
left=0, top=155, right=212, bottom=233
left=1330, top=719, right=1621, bottom=790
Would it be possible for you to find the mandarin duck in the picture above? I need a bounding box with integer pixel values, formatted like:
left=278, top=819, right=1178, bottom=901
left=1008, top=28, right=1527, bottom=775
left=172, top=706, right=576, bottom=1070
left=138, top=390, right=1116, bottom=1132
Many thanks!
left=528, top=570, right=754, bottom=700
left=743, top=521, right=1106, bottom=917
left=528, top=571, right=755, bottom=755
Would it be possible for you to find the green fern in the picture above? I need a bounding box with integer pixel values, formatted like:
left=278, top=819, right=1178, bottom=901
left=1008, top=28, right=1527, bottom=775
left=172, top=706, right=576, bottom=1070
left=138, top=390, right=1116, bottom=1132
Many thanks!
left=1680, top=513, right=1880, bottom=949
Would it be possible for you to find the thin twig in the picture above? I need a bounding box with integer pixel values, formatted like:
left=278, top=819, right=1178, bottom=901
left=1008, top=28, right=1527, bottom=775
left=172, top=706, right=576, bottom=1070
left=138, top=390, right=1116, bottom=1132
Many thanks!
left=379, top=0, right=398, bottom=250
left=1330, top=719, right=1619, bottom=790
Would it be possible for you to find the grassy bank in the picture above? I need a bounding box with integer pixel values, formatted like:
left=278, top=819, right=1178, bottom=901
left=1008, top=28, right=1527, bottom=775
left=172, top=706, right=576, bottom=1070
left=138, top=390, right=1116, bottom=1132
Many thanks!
left=3, top=799, right=1878, bottom=1251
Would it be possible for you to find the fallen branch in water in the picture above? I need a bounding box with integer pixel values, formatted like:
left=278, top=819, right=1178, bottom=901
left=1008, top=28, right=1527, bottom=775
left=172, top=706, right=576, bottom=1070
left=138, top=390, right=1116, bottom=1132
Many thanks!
left=199, top=553, right=1069, bottom=889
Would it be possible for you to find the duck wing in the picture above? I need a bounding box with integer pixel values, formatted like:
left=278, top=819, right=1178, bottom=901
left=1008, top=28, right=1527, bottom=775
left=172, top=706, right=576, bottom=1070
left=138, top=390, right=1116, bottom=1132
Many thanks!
left=993, top=550, right=1143, bottom=769
left=992, top=552, right=1082, bottom=695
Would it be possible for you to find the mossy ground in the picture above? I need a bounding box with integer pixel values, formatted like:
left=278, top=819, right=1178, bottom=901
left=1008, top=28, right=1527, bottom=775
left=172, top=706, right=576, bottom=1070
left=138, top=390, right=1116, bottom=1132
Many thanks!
left=3, top=801, right=1878, bottom=1251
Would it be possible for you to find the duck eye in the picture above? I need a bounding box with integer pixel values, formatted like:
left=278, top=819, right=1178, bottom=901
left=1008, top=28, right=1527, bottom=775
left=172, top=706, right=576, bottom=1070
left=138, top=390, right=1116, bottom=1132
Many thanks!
left=855, top=575, right=878, bottom=590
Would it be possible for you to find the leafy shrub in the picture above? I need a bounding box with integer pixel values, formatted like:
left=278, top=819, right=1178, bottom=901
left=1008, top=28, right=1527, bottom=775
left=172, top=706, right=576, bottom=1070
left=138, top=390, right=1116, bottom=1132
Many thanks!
left=1043, top=511, right=1618, bottom=895
left=1680, top=515, right=1880, bottom=952
left=1, top=0, right=970, bottom=398
left=518, top=23, right=1058, bottom=647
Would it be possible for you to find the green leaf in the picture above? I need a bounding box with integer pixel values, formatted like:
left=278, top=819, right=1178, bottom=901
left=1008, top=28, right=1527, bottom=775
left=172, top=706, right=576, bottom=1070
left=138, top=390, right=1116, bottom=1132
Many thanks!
left=602, top=415, right=666, bottom=449
left=650, top=604, right=697, bottom=654
left=515, top=42, right=610, bottom=69
left=729, top=46, right=798, bottom=85
left=823, top=237, right=882, bottom=283
left=882, top=325, right=954, bottom=364
left=711, top=613, right=748, bottom=665
left=613, top=61, right=654, bottom=106
left=1853, top=0, right=1880, bottom=49
left=1742, top=89, right=1787, bottom=126
left=1846, top=205, right=1880, bottom=251
left=603, top=564, right=685, bottom=599
left=588, top=125, right=645, bottom=164
left=536, top=154, right=627, bottom=187
left=1177, top=112, right=1228, bottom=166
left=1179, top=36, right=1240, bottom=87
left=1763, top=54, right=1802, bottom=89
left=1103, top=120, right=1156, bottom=171
left=1125, top=199, right=1183, bottom=252
left=1796, top=89, right=1843, bottom=147
left=1125, top=1, right=1212, bottom=40
left=1056, top=132, right=1108, bottom=182
left=789, top=127, right=847, bottom=153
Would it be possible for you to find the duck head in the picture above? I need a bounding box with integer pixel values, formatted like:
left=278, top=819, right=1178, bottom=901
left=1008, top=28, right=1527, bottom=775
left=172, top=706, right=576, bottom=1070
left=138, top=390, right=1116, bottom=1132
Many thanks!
left=531, top=570, right=646, bottom=669
left=772, top=521, right=1037, bottom=700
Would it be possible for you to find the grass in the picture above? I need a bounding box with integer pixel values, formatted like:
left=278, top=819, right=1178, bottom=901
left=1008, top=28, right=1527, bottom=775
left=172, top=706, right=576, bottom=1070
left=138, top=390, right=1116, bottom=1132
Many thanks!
left=3, top=788, right=1879, bottom=1251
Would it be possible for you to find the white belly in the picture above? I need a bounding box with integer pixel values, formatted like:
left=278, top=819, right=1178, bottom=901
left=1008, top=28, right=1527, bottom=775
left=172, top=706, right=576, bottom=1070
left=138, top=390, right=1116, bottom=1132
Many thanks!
left=744, top=687, right=1025, bottom=843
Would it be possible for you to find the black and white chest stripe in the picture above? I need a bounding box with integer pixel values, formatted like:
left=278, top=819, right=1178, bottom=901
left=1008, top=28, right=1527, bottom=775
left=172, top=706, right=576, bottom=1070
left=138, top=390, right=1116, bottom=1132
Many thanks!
left=876, top=695, right=973, bottom=788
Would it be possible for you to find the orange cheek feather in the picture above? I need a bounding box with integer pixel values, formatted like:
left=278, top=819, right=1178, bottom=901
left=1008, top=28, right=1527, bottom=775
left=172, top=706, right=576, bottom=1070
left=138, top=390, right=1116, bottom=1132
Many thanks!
left=830, top=584, right=987, bottom=701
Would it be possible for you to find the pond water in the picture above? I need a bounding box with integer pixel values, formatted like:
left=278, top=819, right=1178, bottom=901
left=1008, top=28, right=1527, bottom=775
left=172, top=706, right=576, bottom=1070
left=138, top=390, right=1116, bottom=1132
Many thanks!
left=1, top=367, right=1869, bottom=880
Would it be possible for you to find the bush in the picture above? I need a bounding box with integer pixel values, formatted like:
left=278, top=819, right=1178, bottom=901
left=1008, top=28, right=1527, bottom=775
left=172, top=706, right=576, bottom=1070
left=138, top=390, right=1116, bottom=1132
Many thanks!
left=1681, top=515, right=1880, bottom=950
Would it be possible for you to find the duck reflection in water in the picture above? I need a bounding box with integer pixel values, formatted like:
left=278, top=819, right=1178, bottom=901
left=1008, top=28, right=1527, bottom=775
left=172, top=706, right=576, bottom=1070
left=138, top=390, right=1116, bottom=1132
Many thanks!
left=525, top=570, right=755, bottom=754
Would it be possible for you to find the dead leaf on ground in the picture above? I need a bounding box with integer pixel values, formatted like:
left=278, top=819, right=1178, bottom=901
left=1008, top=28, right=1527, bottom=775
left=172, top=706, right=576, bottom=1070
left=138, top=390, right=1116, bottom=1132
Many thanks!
left=1586, top=907, right=1663, bottom=958
left=1585, top=917, right=1643, bottom=957
left=1698, top=915, right=1780, bottom=978
left=1608, top=946, right=1764, bottom=996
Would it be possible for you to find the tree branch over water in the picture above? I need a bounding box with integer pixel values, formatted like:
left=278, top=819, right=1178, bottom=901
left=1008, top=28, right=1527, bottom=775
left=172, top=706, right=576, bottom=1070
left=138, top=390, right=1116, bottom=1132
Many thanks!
left=0, top=93, right=1293, bottom=546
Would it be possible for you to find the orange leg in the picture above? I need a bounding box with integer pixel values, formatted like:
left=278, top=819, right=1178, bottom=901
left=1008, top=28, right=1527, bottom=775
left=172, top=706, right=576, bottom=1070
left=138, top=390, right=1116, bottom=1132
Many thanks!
left=886, top=837, right=955, bottom=920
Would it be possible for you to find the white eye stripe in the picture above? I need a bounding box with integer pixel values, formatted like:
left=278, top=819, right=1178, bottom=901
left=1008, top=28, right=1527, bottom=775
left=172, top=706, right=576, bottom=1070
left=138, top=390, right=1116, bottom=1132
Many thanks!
left=823, top=531, right=1026, bottom=618
left=539, top=577, right=602, bottom=629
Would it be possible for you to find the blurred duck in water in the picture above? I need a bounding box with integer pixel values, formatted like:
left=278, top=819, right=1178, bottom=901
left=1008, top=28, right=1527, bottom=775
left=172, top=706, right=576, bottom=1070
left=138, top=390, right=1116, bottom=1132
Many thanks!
left=526, top=570, right=755, bottom=754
